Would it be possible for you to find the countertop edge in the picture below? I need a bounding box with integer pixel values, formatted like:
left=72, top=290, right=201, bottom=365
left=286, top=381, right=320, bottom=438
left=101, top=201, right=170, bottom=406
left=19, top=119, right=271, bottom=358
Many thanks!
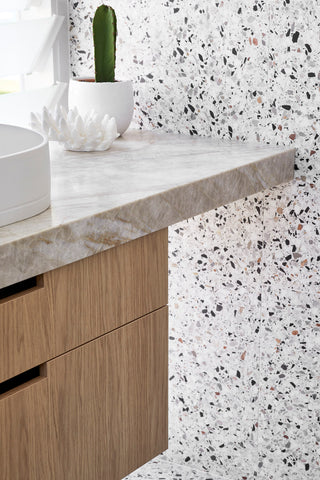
left=0, top=147, right=295, bottom=289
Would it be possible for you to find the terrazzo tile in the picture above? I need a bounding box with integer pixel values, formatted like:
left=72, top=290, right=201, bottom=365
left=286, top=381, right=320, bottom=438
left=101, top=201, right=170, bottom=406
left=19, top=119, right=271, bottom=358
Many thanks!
left=258, top=286, right=320, bottom=479
left=165, top=206, right=262, bottom=479
left=124, top=458, right=220, bottom=480
left=260, top=287, right=320, bottom=394
left=258, top=410, right=320, bottom=480
left=262, top=179, right=320, bottom=293
left=224, top=1, right=270, bottom=106
left=164, top=315, right=260, bottom=479
left=264, top=0, right=320, bottom=177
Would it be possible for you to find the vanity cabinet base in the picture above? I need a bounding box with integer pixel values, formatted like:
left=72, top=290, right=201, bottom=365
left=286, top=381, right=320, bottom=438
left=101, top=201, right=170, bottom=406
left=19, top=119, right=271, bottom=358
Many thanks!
left=49, top=307, right=168, bottom=480
left=0, top=308, right=168, bottom=480
left=0, top=230, right=169, bottom=479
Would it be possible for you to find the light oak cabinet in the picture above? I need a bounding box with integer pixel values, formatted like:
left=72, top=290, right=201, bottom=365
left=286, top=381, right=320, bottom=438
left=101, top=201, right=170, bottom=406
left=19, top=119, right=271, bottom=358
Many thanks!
left=49, top=308, right=168, bottom=480
left=0, top=374, right=50, bottom=480
left=0, top=277, right=53, bottom=383
left=48, top=228, right=168, bottom=355
left=0, top=230, right=168, bottom=480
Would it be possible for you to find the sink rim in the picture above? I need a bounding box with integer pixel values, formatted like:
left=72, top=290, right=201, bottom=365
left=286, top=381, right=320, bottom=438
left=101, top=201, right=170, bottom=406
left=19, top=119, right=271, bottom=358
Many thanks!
left=0, top=123, right=47, bottom=160
left=0, top=123, right=51, bottom=228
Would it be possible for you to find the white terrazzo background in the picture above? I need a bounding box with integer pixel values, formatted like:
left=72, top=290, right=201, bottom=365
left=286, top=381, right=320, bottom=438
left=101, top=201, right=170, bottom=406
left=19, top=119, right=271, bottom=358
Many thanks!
left=69, top=1, right=320, bottom=478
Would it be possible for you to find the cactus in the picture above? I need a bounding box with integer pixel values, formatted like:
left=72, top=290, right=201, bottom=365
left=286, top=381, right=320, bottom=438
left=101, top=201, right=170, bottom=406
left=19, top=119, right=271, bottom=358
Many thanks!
left=93, top=5, right=117, bottom=83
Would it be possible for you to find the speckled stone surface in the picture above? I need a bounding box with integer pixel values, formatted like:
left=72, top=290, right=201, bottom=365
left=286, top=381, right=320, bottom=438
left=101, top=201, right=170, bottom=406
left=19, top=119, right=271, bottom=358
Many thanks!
left=160, top=179, right=320, bottom=480
left=68, top=1, right=319, bottom=479
left=0, top=130, right=293, bottom=289
left=124, top=459, right=221, bottom=480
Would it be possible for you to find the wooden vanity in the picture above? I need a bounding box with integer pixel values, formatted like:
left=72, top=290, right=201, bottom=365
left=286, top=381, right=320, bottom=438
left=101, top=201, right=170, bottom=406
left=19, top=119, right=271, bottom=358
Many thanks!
left=0, top=130, right=294, bottom=479
left=0, top=230, right=168, bottom=479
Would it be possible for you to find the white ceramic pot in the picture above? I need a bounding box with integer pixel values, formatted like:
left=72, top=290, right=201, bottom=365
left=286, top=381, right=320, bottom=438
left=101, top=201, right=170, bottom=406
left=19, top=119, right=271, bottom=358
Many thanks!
left=68, top=78, right=134, bottom=135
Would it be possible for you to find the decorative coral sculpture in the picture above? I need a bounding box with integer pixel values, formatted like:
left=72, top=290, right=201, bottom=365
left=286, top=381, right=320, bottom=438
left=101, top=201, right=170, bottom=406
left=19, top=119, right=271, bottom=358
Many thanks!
left=30, top=106, right=118, bottom=152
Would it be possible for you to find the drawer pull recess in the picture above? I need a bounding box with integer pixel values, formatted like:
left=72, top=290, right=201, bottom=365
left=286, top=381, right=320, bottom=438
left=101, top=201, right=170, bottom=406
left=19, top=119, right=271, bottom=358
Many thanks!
left=0, top=365, right=44, bottom=396
left=0, top=275, right=42, bottom=302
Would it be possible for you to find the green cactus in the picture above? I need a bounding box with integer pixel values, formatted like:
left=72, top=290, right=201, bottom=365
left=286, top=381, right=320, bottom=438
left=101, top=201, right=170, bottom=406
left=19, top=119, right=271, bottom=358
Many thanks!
left=93, top=5, right=117, bottom=83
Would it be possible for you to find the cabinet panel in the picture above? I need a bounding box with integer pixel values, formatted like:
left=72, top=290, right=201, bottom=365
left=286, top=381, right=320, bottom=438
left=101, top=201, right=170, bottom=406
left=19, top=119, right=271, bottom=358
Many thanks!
left=0, top=376, right=51, bottom=480
left=0, top=276, right=53, bottom=383
left=48, top=307, right=168, bottom=480
left=48, top=228, right=168, bottom=355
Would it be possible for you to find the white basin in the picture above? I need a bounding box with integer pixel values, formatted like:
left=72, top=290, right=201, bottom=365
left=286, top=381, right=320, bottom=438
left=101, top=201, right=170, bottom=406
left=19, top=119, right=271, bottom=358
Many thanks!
left=0, top=124, right=50, bottom=227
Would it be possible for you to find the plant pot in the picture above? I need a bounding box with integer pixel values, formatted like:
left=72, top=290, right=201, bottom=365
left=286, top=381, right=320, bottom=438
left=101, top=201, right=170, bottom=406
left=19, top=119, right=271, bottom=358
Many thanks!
left=68, top=78, right=134, bottom=136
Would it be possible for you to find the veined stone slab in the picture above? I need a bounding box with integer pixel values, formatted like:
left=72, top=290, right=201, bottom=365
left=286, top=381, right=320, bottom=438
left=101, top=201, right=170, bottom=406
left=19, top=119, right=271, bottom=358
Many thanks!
left=0, top=130, right=294, bottom=288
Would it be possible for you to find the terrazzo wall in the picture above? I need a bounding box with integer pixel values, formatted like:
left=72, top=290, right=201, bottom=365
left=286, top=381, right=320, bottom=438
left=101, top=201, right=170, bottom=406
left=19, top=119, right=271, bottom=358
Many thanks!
left=69, top=1, right=320, bottom=479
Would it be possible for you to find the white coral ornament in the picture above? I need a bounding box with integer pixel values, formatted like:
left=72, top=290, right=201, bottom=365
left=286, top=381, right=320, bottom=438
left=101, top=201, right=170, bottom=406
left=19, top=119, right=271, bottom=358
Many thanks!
left=30, top=106, right=119, bottom=152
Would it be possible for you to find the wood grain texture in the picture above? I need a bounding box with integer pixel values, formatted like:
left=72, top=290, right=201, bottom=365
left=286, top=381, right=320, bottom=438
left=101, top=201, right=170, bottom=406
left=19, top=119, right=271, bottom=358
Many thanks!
left=0, top=278, right=53, bottom=383
left=48, top=228, right=168, bottom=356
left=48, top=307, right=168, bottom=480
left=0, top=377, right=51, bottom=480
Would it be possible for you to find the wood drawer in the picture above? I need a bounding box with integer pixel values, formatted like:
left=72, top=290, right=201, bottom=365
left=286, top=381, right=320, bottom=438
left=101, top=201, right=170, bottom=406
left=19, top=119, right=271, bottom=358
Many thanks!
left=0, top=372, right=50, bottom=480
left=0, top=276, right=53, bottom=383
left=48, top=306, right=168, bottom=480
left=0, top=307, right=168, bottom=479
left=48, top=228, right=168, bottom=356
left=0, top=230, right=167, bottom=383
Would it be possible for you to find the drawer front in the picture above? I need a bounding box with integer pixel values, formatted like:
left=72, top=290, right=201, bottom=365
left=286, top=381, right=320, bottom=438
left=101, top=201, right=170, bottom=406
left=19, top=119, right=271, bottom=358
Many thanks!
left=0, top=373, right=50, bottom=480
left=0, top=276, right=53, bottom=383
left=48, top=228, right=168, bottom=355
left=48, top=307, right=168, bottom=480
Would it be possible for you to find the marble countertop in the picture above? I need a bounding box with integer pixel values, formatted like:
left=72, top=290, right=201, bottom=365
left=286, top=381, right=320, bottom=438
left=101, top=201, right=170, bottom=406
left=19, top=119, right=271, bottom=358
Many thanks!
left=0, top=129, right=295, bottom=288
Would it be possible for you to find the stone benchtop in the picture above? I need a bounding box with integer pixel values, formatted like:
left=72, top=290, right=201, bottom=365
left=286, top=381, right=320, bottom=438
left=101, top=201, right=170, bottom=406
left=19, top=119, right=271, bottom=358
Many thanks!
left=0, top=129, right=295, bottom=289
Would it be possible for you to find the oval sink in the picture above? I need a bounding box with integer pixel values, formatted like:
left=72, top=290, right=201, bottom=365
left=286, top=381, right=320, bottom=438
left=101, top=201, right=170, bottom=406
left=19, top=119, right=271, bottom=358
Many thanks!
left=0, top=124, right=50, bottom=227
